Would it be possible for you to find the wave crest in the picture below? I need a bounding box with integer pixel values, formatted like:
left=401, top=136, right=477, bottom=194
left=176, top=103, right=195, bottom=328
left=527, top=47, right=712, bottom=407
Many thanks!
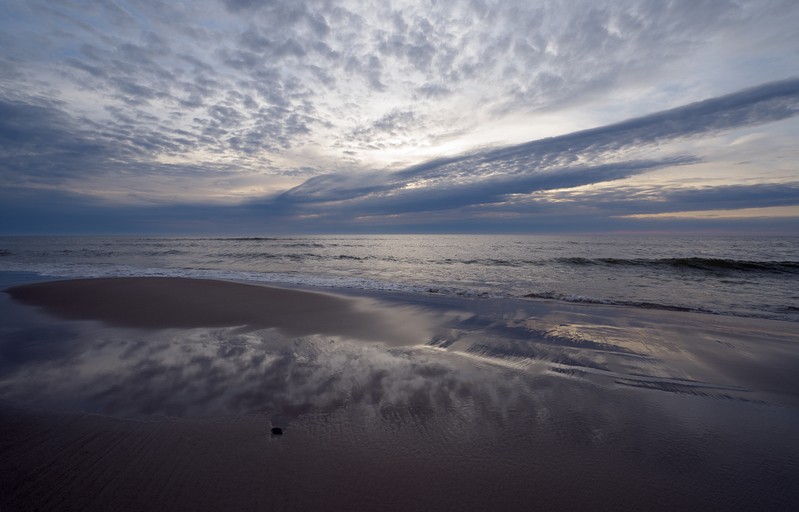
left=557, top=257, right=799, bottom=274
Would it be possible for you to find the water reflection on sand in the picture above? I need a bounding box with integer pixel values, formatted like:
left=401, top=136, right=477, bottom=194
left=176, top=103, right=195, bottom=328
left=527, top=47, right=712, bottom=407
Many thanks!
left=5, top=292, right=798, bottom=417
left=2, top=283, right=799, bottom=510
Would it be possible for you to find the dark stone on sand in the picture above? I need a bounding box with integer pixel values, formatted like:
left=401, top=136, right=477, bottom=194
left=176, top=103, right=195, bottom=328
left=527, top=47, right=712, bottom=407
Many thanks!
left=271, top=427, right=283, bottom=436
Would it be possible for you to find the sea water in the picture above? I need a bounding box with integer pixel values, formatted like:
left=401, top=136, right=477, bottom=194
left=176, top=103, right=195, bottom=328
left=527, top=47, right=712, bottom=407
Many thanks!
left=1, top=234, right=797, bottom=321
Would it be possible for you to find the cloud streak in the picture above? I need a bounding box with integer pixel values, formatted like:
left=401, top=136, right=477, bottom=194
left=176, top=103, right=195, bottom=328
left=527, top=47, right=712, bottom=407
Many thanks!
left=270, top=79, right=799, bottom=221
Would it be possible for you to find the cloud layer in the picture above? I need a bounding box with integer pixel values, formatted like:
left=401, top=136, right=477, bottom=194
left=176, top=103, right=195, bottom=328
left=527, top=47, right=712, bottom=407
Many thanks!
left=1, top=0, right=798, bottom=233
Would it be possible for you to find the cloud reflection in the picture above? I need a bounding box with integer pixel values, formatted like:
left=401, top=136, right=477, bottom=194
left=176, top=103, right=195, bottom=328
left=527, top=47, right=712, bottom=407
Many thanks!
left=3, top=289, right=799, bottom=424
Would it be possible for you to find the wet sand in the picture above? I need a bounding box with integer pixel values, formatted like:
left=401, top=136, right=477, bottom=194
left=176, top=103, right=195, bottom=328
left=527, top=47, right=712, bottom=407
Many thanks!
left=5, top=277, right=434, bottom=346
left=2, top=276, right=799, bottom=511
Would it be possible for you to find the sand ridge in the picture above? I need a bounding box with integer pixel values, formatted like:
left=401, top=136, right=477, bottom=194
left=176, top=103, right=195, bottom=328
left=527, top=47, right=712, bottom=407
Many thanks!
left=5, top=277, right=433, bottom=345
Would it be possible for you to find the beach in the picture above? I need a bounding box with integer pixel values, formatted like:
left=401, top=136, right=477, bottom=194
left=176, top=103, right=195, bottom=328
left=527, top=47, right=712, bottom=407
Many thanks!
left=2, top=274, right=799, bottom=510
left=3, top=0, right=799, bottom=509
left=5, top=277, right=434, bottom=345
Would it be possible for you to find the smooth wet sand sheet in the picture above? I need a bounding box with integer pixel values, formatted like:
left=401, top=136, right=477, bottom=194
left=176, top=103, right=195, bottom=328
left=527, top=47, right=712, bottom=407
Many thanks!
left=2, top=277, right=799, bottom=510
left=4, top=277, right=799, bottom=411
left=5, top=277, right=438, bottom=346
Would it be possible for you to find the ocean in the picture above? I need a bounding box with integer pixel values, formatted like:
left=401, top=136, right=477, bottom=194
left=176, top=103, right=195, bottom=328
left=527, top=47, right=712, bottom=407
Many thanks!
left=1, top=234, right=797, bottom=321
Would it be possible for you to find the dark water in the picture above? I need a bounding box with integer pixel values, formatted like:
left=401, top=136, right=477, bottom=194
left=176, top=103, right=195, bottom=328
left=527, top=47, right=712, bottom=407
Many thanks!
left=1, top=234, right=797, bottom=321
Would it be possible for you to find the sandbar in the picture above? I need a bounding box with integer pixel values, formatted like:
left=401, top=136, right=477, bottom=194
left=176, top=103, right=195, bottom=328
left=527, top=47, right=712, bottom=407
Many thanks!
left=5, top=277, right=419, bottom=342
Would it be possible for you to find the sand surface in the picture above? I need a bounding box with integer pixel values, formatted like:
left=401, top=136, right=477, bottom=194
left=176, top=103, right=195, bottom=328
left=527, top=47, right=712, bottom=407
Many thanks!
left=5, top=277, right=433, bottom=344
left=2, top=276, right=799, bottom=511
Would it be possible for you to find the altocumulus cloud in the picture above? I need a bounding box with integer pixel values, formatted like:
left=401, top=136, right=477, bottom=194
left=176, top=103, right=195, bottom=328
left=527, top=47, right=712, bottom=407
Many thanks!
left=0, top=0, right=798, bottom=233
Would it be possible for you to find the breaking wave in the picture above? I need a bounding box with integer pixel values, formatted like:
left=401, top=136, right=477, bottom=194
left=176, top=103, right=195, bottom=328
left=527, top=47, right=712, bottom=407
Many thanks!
left=557, top=257, right=799, bottom=274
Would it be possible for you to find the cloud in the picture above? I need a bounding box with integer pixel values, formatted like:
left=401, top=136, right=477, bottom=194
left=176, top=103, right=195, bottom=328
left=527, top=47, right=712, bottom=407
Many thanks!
left=6, top=0, right=796, bottom=176
left=275, top=79, right=799, bottom=216
left=0, top=98, right=115, bottom=184
left=1, top=1, right=798, bottom=233
left=510, top=181, right=799, bottom=219
left=0, top=96, right=297, bottom=206
left=2, top=78, right=798, bottom=234
left=619, top=205, right=799, bottom=220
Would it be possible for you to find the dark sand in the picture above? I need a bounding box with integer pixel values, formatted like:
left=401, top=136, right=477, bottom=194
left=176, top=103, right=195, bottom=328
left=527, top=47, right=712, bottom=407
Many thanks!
left=2, top=276, right=799, bottom=511
left=5, top=277, right=432, bottom=344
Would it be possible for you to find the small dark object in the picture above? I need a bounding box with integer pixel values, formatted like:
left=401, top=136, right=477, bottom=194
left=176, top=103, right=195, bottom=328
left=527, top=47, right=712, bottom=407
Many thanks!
left=271, top=427, right=283, bottom=436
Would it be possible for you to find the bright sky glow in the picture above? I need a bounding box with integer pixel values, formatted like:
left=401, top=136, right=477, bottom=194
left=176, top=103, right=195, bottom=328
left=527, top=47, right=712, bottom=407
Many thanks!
left=619, top=205, right=799, bottom=220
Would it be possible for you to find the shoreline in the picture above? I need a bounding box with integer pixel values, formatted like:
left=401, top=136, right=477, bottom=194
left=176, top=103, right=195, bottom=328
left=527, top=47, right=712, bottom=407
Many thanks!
left=2, top=274, right=799, bottom=511
left=4, top=274, right=799, bottom=409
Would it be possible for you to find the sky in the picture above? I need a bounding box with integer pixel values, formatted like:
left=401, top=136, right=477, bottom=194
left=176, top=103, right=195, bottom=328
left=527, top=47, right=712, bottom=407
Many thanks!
left=1, top=0, right=798, bottom=234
